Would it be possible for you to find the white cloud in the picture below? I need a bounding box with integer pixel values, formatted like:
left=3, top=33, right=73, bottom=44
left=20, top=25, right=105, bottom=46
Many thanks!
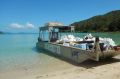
left=9, top=22, right=35, bottom=29
left=26, top=22, right=35, bottom=29
left=10, top=23, right=24, bottom=29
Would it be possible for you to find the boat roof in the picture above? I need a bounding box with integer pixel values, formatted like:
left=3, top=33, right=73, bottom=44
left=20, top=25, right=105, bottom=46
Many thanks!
left=44, top=22, right=64, bottom=27
left=39, top=26, right=72, bottom=31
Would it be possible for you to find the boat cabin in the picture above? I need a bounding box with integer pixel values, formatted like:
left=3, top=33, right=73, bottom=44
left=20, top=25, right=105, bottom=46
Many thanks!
left=38, top=23, right=75, bottom=42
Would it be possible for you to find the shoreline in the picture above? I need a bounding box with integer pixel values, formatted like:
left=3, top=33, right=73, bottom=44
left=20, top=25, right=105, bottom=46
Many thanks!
left=21, top=56, right=120, bottom=79
left=0, top=57, right=75, bottom=79
left=0, top=56, right=120, bottom=79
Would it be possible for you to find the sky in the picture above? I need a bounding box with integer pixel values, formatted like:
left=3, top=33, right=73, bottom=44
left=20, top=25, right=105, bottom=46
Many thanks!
left=0, top=0, right=120, bottom=33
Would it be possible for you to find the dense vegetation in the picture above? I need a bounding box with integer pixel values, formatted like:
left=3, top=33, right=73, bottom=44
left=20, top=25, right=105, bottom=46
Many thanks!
left=71, top=10, right=120, bottom=32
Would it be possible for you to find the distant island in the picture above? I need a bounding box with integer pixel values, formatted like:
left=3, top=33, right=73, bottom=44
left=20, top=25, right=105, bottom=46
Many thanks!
left=0, top=31, right=38, bottom=34
left=71, top=10, right=120, bottom=32
left=0, top=31, right=4, bottom=34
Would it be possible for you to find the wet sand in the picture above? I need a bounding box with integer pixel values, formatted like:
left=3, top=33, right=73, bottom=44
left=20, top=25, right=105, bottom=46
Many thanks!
left=0, top=56, right=120, bottom=79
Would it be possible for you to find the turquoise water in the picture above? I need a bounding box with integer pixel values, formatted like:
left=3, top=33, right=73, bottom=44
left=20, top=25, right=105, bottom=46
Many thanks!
left=0, top=33, right=120, bottom=72
left=0, top=34, right=54, bottom=72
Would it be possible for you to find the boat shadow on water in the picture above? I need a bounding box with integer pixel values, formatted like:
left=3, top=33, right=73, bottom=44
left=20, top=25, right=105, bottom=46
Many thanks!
left=35, top=48, right=120, bottom=69
left=32, top=47, right=39, bottom=52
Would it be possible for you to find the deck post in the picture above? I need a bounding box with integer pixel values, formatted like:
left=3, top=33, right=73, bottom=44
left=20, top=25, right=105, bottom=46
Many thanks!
left=94, top=37, right=101, bottom=61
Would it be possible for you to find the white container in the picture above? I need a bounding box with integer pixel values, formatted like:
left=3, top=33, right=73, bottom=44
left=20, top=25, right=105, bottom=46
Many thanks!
left=74, top=43, right=87, bottom=50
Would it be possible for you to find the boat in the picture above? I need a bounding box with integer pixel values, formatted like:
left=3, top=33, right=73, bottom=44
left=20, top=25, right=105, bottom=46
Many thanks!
left=36, top=22, right=120, bottom=63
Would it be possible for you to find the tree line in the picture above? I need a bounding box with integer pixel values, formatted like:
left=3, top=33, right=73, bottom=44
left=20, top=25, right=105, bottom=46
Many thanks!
left=71, top=10, right=120, bottom=32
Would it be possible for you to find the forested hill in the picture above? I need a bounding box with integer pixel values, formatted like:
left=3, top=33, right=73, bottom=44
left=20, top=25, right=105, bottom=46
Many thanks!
left=71, top=10, right=120, bottom=32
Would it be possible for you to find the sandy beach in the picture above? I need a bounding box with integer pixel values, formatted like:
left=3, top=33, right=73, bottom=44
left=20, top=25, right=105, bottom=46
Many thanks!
left=0, top=55, right=120, bottom=79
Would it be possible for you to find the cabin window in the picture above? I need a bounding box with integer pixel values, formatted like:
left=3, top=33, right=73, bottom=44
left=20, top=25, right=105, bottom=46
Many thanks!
left=39, top=29, right=49, bottom=42
left=39, top=27, right=59, bottom=42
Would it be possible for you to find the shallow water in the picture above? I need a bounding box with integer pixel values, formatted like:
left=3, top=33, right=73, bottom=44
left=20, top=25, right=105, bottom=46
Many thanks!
left=0, top=33, right=120, bottom=72
left=0, top=34, right=55, bottom=72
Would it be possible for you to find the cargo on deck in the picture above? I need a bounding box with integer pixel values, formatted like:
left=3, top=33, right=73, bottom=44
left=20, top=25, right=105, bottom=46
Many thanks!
left=36, top=22, right=120, bottom=63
